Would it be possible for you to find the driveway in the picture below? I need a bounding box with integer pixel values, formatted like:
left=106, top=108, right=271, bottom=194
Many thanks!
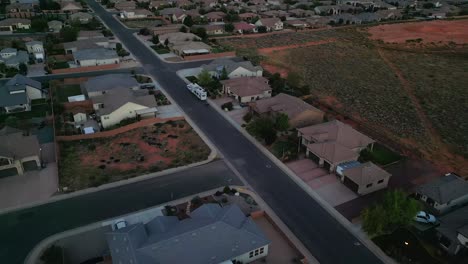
left=156, top=104, right=183, bottom=119
left=286, top=159, right=358, bottom=207
left=0, top=162, right=58, bottom=211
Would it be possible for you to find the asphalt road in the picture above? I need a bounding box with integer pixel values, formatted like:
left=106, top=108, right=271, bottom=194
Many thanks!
left=0, top=160, right=239, bottom=263
left=87, top=1, right=384, bottom=263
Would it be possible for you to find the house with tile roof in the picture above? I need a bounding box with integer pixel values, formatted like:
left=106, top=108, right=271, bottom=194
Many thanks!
left=221, top=77, right=272, bottom=103
left=415, top=173, right=468, bottom=215
left=297, top=120, right=375, bottom=172
left=255, top=17, right=283, bottom=31
left=338, top=161, right=391, bottom=195
left=251, top=93, right=324, bottom=128
left=106, top=204, right=270, bottom=264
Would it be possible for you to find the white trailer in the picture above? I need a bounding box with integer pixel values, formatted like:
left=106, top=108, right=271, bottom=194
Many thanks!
left=187, top=83, right=207, bottom=100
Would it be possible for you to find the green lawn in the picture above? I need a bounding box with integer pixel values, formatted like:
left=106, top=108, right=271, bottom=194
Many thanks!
left=360, top=143, right=402, bottom=166
left=54, top=84, right=82, bottom=103
left=185, top=76, right=198, bottom=83
left=52, top=61, right=70, bottom=69
left=151, top=45, right=170, bottom=54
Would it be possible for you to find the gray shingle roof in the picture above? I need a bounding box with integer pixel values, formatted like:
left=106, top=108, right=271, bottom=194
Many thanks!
left=416, top=173, right=468, bottom=204
left=0, top=126, right=40, bottom=159
left=6, top=74, right=41, bottom=90
left=63, top=37, right=109, bottom=51
left=106, top=204, right=270, bottom=264
left=436, top=205, right=468, bottom=242
left=202, top=58, right=263, bottom=75
left=73, top=48, right=118, bottom=61
left=92, top=87, right=156, bottom=115
left=84, top=74, right=139, bottom=93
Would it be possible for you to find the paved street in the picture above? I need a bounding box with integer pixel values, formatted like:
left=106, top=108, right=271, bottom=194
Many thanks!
left=86, top=1, right=383, bottom=263
left=0, top=160, right=240, bottom=263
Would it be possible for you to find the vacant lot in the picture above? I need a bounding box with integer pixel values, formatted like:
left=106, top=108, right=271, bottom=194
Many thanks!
left=382, top=49, right=468, bottom=157
left=59, top=120, right=211, bottom=191
left=368, top=20, right=468, bottom=44
left=281, top=39, right=426, bottom=141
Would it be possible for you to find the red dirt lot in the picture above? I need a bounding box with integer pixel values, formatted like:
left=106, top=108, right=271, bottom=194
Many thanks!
left=368, top=20, right=468, bottom=44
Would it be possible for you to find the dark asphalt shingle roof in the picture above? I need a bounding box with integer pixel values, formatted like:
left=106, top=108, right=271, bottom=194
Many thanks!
left=106, top=204, right=270, bottom=264
left=416, top=173, right=468, bottom=204
left=84, top=74, right=139, bottom=93
left=0, top=126, right=40, bottom=159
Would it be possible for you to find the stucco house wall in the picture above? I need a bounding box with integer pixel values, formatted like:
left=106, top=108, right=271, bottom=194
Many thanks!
left=100, top=102, right=149, bottom=128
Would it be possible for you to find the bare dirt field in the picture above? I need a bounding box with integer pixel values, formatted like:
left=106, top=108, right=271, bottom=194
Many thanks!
left=59, top=120, right=211, bottom=191
left=368, top=20, right=468, bottom=44
left=251, top=27, right=467, bottom=175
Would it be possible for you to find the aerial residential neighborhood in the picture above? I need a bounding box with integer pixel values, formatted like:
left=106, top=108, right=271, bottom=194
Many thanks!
left=0, top=0, right=467, bottom=264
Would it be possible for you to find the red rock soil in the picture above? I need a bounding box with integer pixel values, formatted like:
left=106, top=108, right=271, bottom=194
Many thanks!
left=80, top=122, right=196, bottom=171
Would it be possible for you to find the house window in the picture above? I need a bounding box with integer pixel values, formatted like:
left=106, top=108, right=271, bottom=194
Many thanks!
left=366, top=183, right=373, bottom=188
left=259, top=247, right=264, bottom=254
left=377, top=179, right=384, bottom=184
left=249, top=251, right=254, bottom=258
left=255, top=249, right=260, bottom=256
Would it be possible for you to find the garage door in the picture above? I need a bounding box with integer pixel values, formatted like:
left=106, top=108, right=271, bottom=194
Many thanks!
left=308, top=153, right=320, bottom=163
left=343, top=176, right=359, bottom=193
left=324, top=161, right=331, bottom=171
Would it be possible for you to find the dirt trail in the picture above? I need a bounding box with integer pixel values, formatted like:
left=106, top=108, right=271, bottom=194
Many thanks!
left=377, top=48, right=467, bottom=174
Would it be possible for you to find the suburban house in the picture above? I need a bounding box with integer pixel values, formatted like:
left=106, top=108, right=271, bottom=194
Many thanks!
left=47, top=20, right=63, bottom=32
left=221, top=77, right=272, bottom=103
left=0, top=48, right=28, bottom=68
left=239, top=12, right=257, bottom=21
left=159, top=7, right=186, bottom=22
left=234, top=22, right=257, bottom=34
left=337, top=161, right=391, bottom=195
left=255, top=18, right=283, bottom=31
left=415, top=173, right=468, bottom=215
left=0, top=18, right=31, bottom=33
left=25, top=41, right=44, bottom=62
left=77, top=30, right=105, bottom=40
left=63, top=37, right=110, bottom=54
left=284, top=19, right=310, bottom=29
left=159, top=32, right=212, bottom=56
left=435, top=205, right=468, bottom=255
left=0, top=74, right=44, bottom=113
left=70, top=12, right=93, bottom=24
left=0, top=126, right=41, bottom=176
left=73, top=48, right=119, bottom=67
left=297, top=120, right=375, bottom=172
left=90, top=88, right=157, bottom=128
left=114, top=0, right=136, bottom=10
left=199, top=24, right=225, bottom=35
left=201, top=58, right=263, bottom=79
left=251, top=93, right=324, bottom=128
left=5, top=3, right=35, bottom=18
left=204, top=11, right=226, bottom=22
left=60, top=1, right=82, bottom=13
left=120, top=9, right=153, bottom=19
left=106, top=204, right=270, bottom=264
left=83, top=74, right=140, bottom=97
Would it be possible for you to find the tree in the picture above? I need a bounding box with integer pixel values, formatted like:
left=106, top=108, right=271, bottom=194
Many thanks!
left=361, top=190, right=421, bottom=237
left=422, top=2, right=435, bottom=8
left=274, top=113, right=289, bottom=132
left=224, top=23, right=235, bottom=32
left=192, top=27, right=207, bottom=40
left=183, top=15, right=194, bottom=27
left=4, top=116, right=19, bottom=128
left=257, top=26, right=267, bottom=33
left=139, top=27, right=150, bottom=36
left=246, top=117, right=277, bottom=145
left=19, top=63, right=28, bottom=75
left=31, top=17, right=48, bottom=32
left=164, top=38, right=169, bottom=47
left=180, top=26, right=187, bottom=33
left=60, top=27, right=79, bottom=42
left=272, top=135, right=298, bottom=161
left=197, top=69, right=212, bottom=86
left=220, top=66, right=228, bottom=80
left=151, top=35, right=159, bottom=44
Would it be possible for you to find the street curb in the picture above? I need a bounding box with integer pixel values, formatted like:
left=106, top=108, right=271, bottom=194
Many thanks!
left=25, top=186, right=317, bottom=264
left=178, top=75, right=395, bottom=264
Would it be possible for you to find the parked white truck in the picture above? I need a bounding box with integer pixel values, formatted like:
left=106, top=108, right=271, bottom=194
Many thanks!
left=187, top=83, right=207, bottom=101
